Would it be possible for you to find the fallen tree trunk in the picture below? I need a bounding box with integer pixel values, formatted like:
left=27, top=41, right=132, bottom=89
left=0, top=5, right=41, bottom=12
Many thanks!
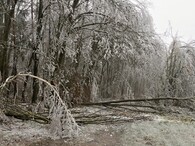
left=81, top=97, right=194, bottom=106
left=1, top=96, right=194, bottom=125
left=4, top=104, right=50, bottom=124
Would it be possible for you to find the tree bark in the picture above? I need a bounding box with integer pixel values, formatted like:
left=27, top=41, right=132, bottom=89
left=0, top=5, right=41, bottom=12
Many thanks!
left=32, top=0, right=43, bottom=103
left=0, top=0, right=18, bottom=82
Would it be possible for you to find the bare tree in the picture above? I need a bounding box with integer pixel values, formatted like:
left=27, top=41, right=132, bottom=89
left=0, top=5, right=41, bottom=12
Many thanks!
left=0, top=0, right=18, bottom=82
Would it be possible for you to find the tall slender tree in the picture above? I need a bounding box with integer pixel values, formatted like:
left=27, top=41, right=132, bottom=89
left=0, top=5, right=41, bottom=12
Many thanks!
left=0, top=0, right=18, bottom=82
left=31, top=0, right=43, bottom=103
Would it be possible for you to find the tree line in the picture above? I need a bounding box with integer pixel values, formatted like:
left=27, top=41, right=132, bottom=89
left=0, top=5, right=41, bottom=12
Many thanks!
left=0, top=0, right=195, bottom=107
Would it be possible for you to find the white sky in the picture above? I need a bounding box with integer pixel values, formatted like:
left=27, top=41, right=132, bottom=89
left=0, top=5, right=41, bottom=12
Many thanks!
left=148, top=0, right=195, bottom=44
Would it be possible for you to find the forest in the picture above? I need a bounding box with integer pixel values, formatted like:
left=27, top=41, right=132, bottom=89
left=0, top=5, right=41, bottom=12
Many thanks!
left=0, top=0, right=195, bottom=139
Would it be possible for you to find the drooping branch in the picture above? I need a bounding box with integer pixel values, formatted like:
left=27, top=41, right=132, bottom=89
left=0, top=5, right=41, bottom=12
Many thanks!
left=0, top=72, right=78, bottom=137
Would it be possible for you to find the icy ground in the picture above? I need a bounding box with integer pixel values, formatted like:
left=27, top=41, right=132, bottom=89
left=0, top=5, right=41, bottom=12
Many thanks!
left=1, top=108, right=195, bottom=146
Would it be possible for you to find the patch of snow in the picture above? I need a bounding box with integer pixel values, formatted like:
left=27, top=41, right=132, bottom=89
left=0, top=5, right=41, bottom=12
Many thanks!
left=1, top=120, right=51, bottom=141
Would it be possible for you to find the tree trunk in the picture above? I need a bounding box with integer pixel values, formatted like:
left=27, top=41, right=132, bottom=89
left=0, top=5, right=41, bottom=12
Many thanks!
left=32, top=0, right=43, bottom=103
left=0, top=0, right=18, bottom=82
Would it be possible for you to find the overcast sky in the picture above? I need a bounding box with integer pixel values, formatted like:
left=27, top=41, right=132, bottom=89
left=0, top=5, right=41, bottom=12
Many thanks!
left=148, top=0, right=195, bottom=43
